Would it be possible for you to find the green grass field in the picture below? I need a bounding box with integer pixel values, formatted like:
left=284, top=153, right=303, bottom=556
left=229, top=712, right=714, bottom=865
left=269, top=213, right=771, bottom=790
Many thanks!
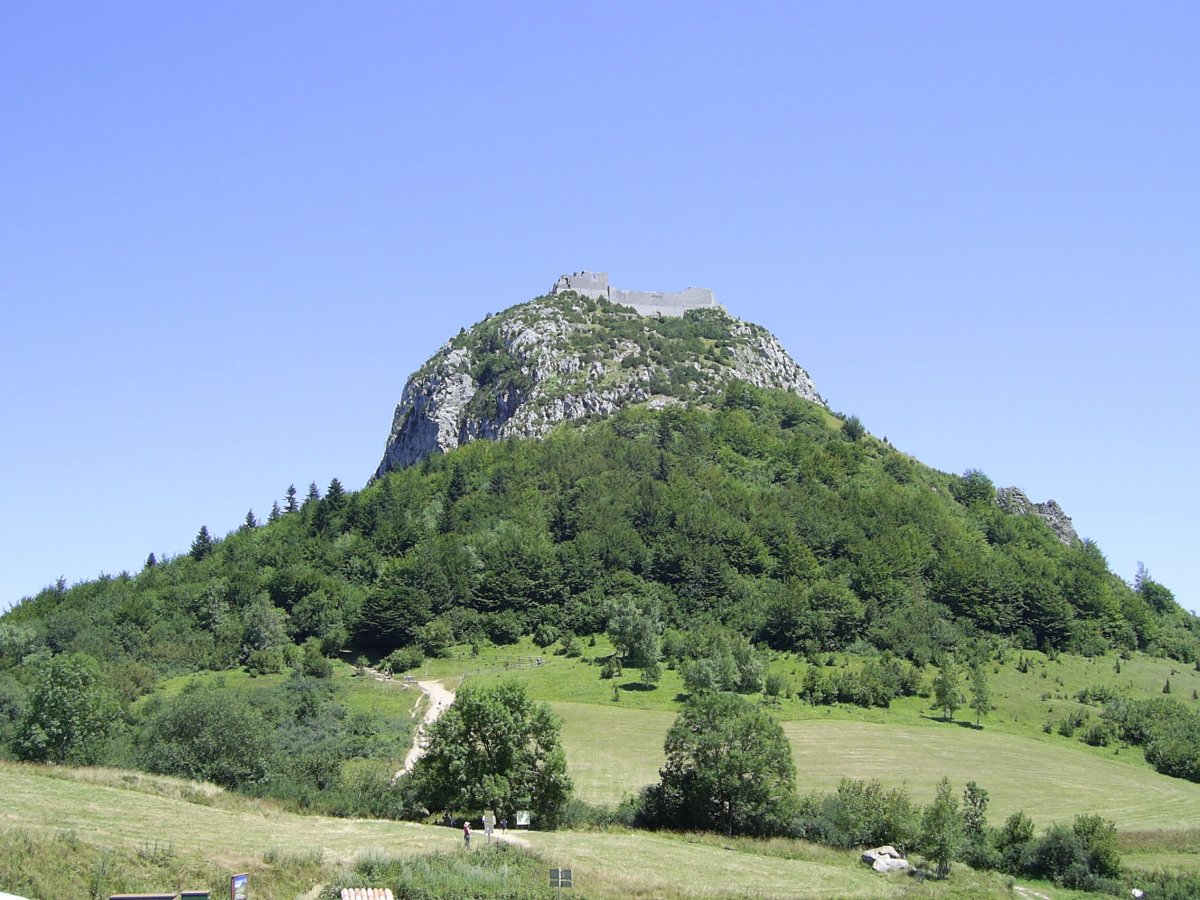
left=0, top=760, right=1093, bottom=899
left=459, top=644, right=1200, bottom=832
left=7, top=642, right=1200, bottom=897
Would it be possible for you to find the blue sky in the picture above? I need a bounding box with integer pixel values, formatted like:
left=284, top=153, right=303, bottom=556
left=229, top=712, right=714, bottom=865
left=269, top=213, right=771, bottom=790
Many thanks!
left=1, top=2, right=1197, bottom=613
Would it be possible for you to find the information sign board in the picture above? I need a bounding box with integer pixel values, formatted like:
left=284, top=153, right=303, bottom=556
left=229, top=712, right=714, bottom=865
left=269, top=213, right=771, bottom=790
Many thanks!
left=549, top=868, right=573, bottom=888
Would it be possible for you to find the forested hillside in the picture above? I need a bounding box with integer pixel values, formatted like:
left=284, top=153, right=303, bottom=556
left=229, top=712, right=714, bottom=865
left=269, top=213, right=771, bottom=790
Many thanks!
left=3, top=383, right=1194, bottom=682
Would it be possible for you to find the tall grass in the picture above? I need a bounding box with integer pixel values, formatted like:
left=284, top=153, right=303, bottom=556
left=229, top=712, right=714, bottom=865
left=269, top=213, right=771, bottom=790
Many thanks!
left=321, top=843, right=554, bottom=900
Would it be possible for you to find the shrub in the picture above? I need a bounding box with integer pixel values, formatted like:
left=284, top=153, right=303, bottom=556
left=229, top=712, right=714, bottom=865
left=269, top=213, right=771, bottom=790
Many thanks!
left=795, top=779, right=919, bottom=850
left=141, top=686, right=271, bottom=788
left=300, top=639, right=333, bottom=678
left=383, top=646, right=424, bottom=674
left=246, top=648, right=283, bottom=676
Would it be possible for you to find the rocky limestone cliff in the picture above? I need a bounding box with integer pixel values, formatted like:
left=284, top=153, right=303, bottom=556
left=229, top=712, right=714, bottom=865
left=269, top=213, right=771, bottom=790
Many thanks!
left=997, top=486, right=1080, bottom=545
left=374, top=286, right=822, bottom=477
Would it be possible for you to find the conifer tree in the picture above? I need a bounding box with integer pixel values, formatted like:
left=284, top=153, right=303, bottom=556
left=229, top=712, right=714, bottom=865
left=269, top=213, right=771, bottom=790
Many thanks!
left=284, top=484, right=298, bottom=513
left=268, top=501, right=281, bottom=523
left=326, top=477, right=345, bottom=505
left=190, top=525, right=215, bottom=561
left=144, top=552, right=157, bottom=569
left=305, top=482, right=320, bottom=504
left=241, top=509, right=257, bottom=532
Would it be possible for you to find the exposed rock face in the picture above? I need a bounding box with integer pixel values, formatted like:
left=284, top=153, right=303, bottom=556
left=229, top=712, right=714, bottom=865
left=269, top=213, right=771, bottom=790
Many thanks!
left=997, top=487, right=1080, bottom=545
left=374, top=281, right=823, bottom=477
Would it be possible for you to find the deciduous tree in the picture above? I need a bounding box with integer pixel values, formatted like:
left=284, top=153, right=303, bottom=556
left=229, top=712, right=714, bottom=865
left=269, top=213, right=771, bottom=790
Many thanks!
left=920, top=777, right=963, bottom=879
left=650, top=692, right=797, bottom=836
left=409, top=681, right=572, bottom=827
left=933, top=658, right=961, bottom=722
left=15, top=653, right=118, bottom=765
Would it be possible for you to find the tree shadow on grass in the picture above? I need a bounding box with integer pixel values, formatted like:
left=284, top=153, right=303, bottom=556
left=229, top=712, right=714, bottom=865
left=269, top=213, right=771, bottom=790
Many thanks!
left=619, top=681, right=658, bottom=692
left=918, top=714, right=984, bottom=730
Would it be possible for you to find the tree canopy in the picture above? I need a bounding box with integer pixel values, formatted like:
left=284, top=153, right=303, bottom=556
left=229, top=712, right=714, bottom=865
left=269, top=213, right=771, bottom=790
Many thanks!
left=648, top=691, right=797, bottom=836
left=408, top=681, right=572, bottom=827
left=14, top=653, right=118, bottom=765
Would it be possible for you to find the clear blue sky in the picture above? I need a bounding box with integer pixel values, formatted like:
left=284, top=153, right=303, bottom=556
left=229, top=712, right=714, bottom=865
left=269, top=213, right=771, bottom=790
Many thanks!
left=2, top=2, right=1197, bottom=613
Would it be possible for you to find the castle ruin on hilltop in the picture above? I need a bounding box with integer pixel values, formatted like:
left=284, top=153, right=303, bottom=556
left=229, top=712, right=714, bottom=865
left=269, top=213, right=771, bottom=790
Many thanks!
left=551, top=271, right=721, bottom=318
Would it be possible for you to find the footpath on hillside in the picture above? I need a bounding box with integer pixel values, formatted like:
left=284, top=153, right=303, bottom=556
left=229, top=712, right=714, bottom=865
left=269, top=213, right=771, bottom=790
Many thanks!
left=397, top=678, right=456, bottom=778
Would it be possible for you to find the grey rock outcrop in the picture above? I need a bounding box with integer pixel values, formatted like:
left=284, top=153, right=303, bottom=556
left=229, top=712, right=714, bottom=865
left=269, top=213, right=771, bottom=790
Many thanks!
left=374, top=277, right=823, bottom=477
left=862, top=846, right=909, bottom=873
left=997, top=487, right=1080, bottom=545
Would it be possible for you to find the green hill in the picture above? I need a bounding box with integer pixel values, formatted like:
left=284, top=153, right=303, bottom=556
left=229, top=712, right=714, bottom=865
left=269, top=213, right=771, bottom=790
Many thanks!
left=3, top=295, right=1200, bottom=896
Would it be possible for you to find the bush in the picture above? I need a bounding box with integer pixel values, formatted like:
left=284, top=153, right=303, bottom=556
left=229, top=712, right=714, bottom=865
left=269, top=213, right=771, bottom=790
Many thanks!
left=246, top=648, right=283, bottom=676
left=795, top=779, right=919, bottom=850
left=1080, top=721, right=1115, bottom=746
left=300, top=639, right=333, bottom=678
left=384, top=646, right=424, bottom=674
left=140, top=686, right=271, bottom=789
left=485, top=612, right=524, bottom=646
left=764, top=671, right=789, bottom=698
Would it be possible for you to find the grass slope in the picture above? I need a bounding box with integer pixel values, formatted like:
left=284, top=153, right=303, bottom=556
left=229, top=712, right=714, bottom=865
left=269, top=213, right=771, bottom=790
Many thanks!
left=0, top=761, right=1074, bottom=898
left=552, top=702, right=1200, bottom=829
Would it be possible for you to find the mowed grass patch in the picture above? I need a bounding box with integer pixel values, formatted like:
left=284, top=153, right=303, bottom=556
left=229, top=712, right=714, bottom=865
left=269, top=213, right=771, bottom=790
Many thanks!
left=547, top=702, right=1200, bottom=831
left=518, top=829, right=896, bottom=899
left=0, top=761, right=459, bottom=869
left=552, top=702, right=673, bottom=803
left=784, top=720, right=1200, bottom=830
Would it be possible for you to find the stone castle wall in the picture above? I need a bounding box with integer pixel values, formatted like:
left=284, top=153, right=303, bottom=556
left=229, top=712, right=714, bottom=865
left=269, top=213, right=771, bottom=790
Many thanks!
left=552, top=271, right=720, bottom=317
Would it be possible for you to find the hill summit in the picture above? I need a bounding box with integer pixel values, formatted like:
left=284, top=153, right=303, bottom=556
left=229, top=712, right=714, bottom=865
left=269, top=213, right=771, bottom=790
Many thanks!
left=374, top=273, right=822, bottom=477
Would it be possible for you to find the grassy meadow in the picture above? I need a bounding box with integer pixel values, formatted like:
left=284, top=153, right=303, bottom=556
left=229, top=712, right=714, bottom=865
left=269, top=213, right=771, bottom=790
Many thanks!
left=405, top=637, right=1200, bottom=829
left=6, top=638, right=1200, bottom=897
left=0, top=760, right=1098, bottom=899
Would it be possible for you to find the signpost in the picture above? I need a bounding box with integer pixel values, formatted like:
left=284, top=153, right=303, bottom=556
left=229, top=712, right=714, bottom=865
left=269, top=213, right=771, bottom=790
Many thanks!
left=483, top=810, right=495, bottom=843
left=231, top=873, right=248, bottom=900
left=549, top=867, right=573, bottom=897
left=515, top=810, right=531, bottom=828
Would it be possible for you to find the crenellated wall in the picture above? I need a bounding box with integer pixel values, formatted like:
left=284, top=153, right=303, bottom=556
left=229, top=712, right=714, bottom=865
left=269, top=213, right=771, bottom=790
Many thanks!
left=551, top=271, right=720, bottom=317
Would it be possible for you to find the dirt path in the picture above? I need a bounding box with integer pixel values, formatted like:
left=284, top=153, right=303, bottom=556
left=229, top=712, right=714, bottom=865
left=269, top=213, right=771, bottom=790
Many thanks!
left=395, top=678, right=456, bottom=779
left=1014, top=886, right=1052, bottom=900
left=494, top=829, right=531, bottom=848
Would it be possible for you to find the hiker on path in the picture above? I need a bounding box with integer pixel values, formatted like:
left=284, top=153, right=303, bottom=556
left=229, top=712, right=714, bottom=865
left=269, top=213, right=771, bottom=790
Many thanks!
left=464, top=820, right=471, bottom=848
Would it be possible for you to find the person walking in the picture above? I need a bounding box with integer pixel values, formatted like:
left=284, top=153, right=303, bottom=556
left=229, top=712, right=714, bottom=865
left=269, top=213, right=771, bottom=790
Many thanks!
left=463, top=820, right=471, bottom=848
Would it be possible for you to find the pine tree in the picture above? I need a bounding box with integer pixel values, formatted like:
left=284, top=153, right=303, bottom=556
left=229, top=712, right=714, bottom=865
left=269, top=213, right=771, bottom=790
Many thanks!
left=241, top=509, right=257, bottom=532
left=144, top=552, right=157, bottom=569
left=284, top=484, right=298, bottom=513
left=326, top=477, right=345, bottom=504
left=305, top=482, right=320, bottom=504
left=268, top=501, right=281, bottom=523
left=444, top=463, right=466, bottom=504
left=190, top=526, right=215, bottom=561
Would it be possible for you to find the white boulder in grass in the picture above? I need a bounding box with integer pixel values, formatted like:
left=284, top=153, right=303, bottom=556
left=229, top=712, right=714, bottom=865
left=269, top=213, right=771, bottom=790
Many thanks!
left=861, top=845, right=909, bottom=873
